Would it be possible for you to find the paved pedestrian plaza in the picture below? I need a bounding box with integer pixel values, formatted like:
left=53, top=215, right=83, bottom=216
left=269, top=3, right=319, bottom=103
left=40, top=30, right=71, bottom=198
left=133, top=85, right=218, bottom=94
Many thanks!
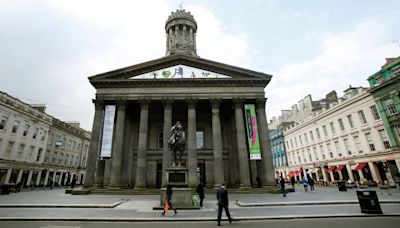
left=0, top=185, right=400, bottom=221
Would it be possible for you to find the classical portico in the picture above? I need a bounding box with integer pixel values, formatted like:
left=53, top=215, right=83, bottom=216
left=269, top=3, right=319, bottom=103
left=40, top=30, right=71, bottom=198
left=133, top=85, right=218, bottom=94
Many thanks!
left=84, top=9, right=275, bottom=190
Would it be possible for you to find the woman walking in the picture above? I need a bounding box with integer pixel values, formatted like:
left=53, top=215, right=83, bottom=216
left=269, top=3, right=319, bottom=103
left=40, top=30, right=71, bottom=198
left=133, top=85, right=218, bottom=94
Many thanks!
left=162, top=185, right=177, bottom=216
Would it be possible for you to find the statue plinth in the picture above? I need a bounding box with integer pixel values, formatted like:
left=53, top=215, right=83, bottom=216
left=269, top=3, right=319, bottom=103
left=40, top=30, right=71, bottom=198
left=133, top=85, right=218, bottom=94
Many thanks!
left=165, top=166, right=188, bottom=187
left=157, top=166, right=198, bottom=209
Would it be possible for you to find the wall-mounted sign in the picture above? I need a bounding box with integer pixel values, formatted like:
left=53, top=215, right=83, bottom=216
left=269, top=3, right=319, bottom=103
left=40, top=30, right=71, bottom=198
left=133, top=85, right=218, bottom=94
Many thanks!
left=244, top=104, right=261, bottom=160
left=100, top=105, right=116, bottom=158
left=128, top=64, right=232, bottom=79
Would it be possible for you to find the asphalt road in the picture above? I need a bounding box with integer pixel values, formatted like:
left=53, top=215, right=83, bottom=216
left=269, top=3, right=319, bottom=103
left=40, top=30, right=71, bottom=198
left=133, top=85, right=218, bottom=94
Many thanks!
left=2, top=217, right=400, bottom=228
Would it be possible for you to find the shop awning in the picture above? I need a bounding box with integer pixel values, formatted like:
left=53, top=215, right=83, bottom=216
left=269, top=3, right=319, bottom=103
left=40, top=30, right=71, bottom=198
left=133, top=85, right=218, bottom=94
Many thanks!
left=325, top=166, right=336, bottom=173
left=352, top=163, right=367, bottom=171
left=334, top=165, right=346, bottom=172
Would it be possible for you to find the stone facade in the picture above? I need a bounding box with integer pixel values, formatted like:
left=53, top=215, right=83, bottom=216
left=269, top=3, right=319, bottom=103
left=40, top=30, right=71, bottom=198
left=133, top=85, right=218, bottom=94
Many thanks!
left=85, top=10, right=276, bottom=190
left=274, top=87, right=400, bottom=187
left=0, top=91, right=91, bottom=188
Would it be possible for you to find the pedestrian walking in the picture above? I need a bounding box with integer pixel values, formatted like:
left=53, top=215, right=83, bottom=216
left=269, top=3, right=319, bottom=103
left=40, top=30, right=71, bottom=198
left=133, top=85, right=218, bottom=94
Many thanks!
left=290, top=176, right=295, bottom=189
left=302, top=177, right=308, bottom=192
left=162, top=185, right=177, bottom=216
left=216, top=182, right=232, bottom=226
left=196, top=181, right=205, bottom=207
left=309, top=177, right=315, bottom=192
left=280, top=176, right=286, bottom=197
left=71, top=176, right=77, bottom=189
left=256, top=176, right=261, bottom=188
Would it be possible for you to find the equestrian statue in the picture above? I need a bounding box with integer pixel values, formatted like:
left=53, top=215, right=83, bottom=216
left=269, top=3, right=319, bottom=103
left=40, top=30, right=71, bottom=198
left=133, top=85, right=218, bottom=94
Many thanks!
left=168, top=121, right=185, bottom=166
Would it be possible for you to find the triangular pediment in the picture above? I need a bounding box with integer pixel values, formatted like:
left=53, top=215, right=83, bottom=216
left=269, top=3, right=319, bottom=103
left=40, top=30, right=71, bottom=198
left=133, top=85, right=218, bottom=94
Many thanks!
left=128, top=64, right=231, bottom=79
left=88, top=54, right=272, bottom=87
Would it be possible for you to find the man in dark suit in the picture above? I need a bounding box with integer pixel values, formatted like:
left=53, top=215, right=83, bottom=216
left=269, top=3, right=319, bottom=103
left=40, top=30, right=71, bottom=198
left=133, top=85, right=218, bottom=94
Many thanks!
left=216, top=182, right=232, bottom=226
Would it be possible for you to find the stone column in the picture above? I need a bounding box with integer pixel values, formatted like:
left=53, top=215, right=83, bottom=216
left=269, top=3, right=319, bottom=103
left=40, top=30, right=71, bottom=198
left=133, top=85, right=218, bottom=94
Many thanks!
left=58, top=172, right=63, bottom=186
left=233, top=99, right=251, bottom=188
left=358, top=169, right=365, bottom=181
left=44, top=170, right=50, bottom=186
left=84, top=99, right=104, bottom=188
left=162, top=99, right=173, bottom=186
left=187, top=99, right=198, bottom=187
left=4, top=168, right=12, bottom=184
left=27, top=170, right=33, bottom=186
left=36, top=171, right=42, bottom=186
left=95, top=160, right=106, bottom=187
left=368, top=161, right=381, bottom=184
left=256, top=98, right=276, bottom=187
left=211, top=99, right=224, bottom=187
left=135, top=100, right=150, bottom=189
left=346, top=164, right=355, bottom=182
left=109, top=99, right=127, bottom=188
left=16, top=170, right=23, bottom=183
left=329, top=171, right=335, bottom=182
left=321, top=167, right=328, bottom=182
left=338, top=171, right=343, bottom=180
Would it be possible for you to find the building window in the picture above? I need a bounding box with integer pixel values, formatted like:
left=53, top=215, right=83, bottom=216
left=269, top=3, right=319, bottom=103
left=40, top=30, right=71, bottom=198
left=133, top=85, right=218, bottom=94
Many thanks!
left=0, top=115, right=8, bottom=131
left=394, top=125, right=400, bottom=143
left=322, top=125, right=328, bottom=137
left=338, top=119, right=345, bottom=131
left=347, top=115, right=354, bottom=128
left=385, top=99, right=398, bottom=115
left=36, top=148, right=43, bottom=162
left=343, top=139, right=351, bottom=155
left=290, top=139, right=293, bottom=148
left=26, top=146, right=34, bottom=162
left=378, top=130, right=391, bottom=149
left=353, top=135, right=362, bottom=153
left=370, top=105, right=380, bottom=120
left=334, top=141, right=342, bottom=157
left=310, top=131, right=314, bottom=141
left=304, top=133, right=308, bottom=144
left=32, top=127, right=39, bottom=139
left=5, top=141, right=14, bottom=156
left=23, top=124, right=30, bottom=137
left=365, top=133, right=375, bottom=151
left=327, top=143, right=333, bottom=158
left=158, top=132, right=163, bottom=149
left=329, top=122, right=336, bottom=134
left=319, top=145, right=325, bottom=160
left=313, top=147, right=318, bottom=161
left=12, top=120, right=20, bottom=134
left=196, top=131, right=204, bottom=149
left=308, top=149, right=312, bottom=162
left=299, top=135, right=303, bottom=145
left=358, top=110, right=367, bottom=124
left=316, top=128, right=321, bottom=139
left=16, top=144, right=25, bottom=160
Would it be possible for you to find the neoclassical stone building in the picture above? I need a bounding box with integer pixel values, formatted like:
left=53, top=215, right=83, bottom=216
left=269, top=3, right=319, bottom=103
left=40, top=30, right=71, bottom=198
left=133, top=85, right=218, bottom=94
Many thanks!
left=85, top=10, right=275, bottom=190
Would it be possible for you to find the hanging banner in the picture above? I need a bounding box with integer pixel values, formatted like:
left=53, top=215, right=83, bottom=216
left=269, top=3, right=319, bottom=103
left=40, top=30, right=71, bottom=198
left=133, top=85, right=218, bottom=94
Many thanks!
left=100, top=105, right=116, bottom=158
left=244, top=104, right=261, bottom=160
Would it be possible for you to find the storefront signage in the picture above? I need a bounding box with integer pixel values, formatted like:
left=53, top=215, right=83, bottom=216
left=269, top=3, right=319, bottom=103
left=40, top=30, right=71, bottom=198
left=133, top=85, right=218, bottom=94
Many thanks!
left=100, top=105, right=116, bottom=158
left=244, top=104, right=261, bottom=160
left=129, top=65, right=232, bottom=79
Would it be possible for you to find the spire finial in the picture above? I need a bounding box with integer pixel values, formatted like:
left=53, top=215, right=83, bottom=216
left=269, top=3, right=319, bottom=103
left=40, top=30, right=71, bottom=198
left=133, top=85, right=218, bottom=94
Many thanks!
left=179, top=2, right=183, bottom=10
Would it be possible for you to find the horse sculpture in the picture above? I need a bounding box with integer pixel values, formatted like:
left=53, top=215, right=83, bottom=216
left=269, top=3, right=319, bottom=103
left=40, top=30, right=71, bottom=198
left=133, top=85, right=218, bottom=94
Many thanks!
left=168, top=121, right=185, bottom=167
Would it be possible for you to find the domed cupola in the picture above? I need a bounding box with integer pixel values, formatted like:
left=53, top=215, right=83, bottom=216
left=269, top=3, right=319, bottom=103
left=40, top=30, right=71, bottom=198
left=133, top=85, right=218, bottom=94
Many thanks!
left=165, top=9, right=198, bottom=57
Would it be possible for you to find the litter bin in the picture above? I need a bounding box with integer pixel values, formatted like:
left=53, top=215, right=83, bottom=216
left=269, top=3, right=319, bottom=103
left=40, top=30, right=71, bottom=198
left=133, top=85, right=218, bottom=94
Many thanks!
left=337, top=181, right=347, bottom=191
left=356, top=190, right=382, bottom=214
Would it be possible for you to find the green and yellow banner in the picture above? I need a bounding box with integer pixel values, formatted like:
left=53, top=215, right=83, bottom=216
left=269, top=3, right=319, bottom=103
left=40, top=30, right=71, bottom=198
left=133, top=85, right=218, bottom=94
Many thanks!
left=244, top=104, right=261, bottom=160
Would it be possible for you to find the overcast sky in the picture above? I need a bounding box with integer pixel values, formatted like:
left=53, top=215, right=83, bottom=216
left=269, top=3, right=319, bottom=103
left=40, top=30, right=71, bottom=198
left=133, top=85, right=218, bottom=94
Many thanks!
left=1, top=0, right=399, bottom=131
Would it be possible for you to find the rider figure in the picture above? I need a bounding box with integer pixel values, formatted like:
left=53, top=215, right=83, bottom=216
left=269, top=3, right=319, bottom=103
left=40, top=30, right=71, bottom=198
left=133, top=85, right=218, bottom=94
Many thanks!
left=169, top=121, right=185, bottom=166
